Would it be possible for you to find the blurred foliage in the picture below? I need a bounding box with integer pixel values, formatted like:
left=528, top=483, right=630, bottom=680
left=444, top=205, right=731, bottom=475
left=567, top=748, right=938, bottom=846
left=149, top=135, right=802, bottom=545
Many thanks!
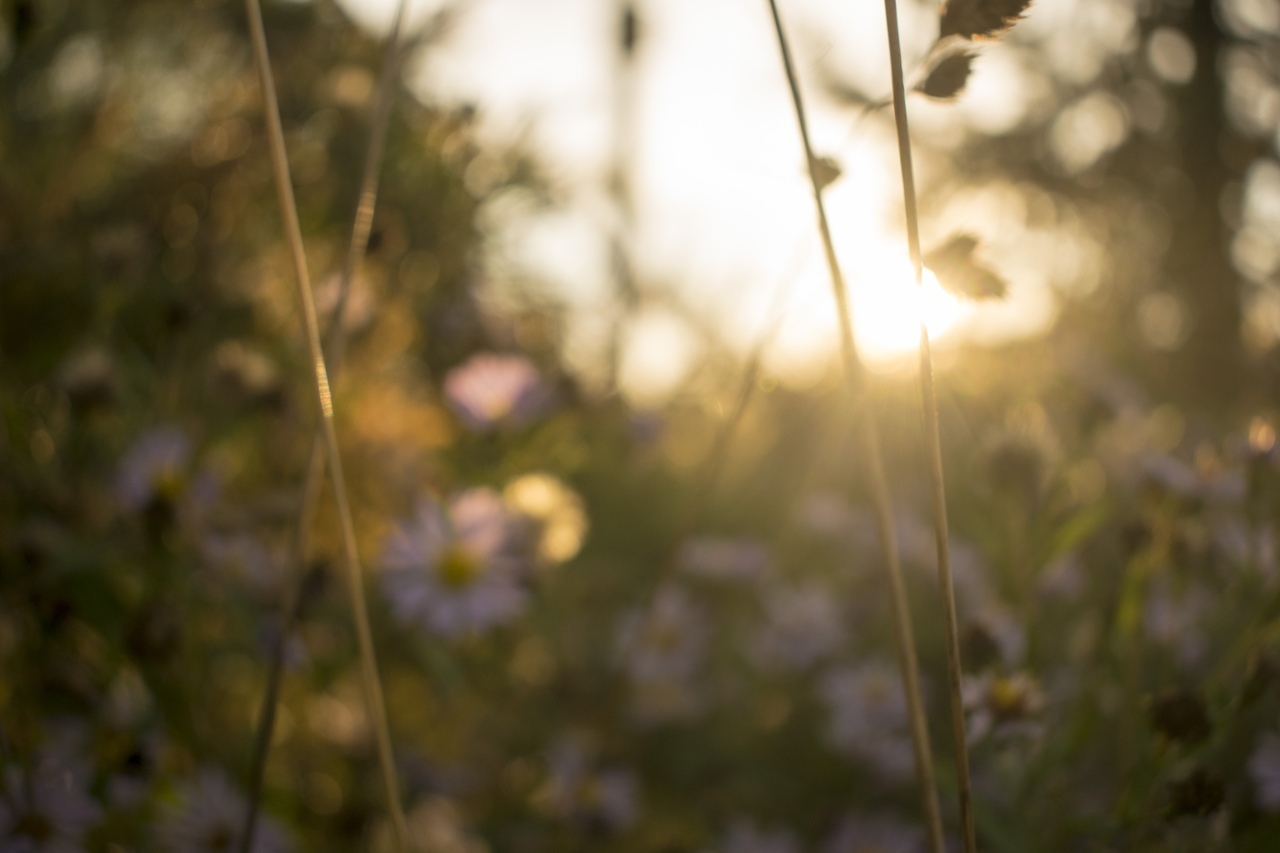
left=7, top=0, right=1280, bottom=852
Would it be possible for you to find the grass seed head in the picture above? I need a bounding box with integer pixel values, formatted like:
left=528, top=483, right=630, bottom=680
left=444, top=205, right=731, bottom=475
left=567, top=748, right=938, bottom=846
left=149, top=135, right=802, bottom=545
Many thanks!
left=939, top=0, right=1033, bottom=41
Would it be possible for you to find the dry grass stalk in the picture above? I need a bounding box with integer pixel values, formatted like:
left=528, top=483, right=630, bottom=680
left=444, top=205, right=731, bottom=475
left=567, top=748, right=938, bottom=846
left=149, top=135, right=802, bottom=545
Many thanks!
left=239, top=3, right=422, bottom=849
left=881, top=0, right=978, bottom=849
left=764, top=2, right=945, bottom=850
left=241, top=0, right=410, bottom=848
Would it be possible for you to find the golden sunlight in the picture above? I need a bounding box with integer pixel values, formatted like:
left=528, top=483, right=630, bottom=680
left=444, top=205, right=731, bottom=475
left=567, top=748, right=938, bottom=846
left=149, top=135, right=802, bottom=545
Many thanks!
left=849, top=258, right=967, bottom=365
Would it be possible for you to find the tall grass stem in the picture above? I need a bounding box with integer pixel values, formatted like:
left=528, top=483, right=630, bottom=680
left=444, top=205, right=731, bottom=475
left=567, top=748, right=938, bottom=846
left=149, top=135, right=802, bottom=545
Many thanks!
left=764, top=2, right=944, bottom=849
left=241, top=4, right=418, bottom=843
left=242, top=0, right=410, bottom=848
left=880, top=0, right=977, bottom=849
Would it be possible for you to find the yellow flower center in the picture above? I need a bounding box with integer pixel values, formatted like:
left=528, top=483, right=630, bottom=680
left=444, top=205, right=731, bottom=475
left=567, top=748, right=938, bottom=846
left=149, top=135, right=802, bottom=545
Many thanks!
left=151, top=467, right=187, bottom=501
left=577, top=777, right=603, bottom=809
left=436, top=545, right=482, bottom=589
left=988, top=676, right=1029, bottom=719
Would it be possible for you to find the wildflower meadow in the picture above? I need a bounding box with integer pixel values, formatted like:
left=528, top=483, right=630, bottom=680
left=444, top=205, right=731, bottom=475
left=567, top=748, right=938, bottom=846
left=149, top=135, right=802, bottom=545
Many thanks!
left=6, top=0, right=1280, bottom=850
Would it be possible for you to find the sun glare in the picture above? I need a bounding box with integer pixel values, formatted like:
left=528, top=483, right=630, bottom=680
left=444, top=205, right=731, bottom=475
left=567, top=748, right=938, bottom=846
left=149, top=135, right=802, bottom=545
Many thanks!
left=850, top=258, right=967, bottom=365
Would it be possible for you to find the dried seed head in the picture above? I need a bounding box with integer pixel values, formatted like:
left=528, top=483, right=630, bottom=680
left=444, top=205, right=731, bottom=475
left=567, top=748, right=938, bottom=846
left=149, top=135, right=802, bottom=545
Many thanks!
left=810, top=155, right=843, bottom=192
left=939, top=0, right=1033, bottom=40
left=918, top=49, right=976, bottom=100
left=924, top=234, right=1009, bottom=300
left=621, top=4, right=640, bottom=55
left=1147, top=688, right=1211, bottom=745
left=1166, top=768, right=1224, bottom=818
left=1242, top=653, right=1280, bottom=704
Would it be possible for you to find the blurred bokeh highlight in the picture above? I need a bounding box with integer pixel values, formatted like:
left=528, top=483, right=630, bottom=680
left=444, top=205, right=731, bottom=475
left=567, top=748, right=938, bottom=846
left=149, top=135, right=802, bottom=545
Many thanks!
left=6, top=0, right=1280, bottom=850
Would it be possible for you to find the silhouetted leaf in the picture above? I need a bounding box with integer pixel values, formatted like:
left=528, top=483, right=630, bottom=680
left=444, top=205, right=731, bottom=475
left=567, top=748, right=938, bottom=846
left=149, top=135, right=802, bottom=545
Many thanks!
left=621, top=4, right=640, bottom=55
left=810, top=155, right=842, bottom=191
left=917, top=49, right=976, bottom=100
left=13, top=0, right=36, bottom=44
left=939, top=0, right=1033, bottom=40
left=1147, top=688, right=1211, bottom=745
left=924, top=234, right=1008, bottom=300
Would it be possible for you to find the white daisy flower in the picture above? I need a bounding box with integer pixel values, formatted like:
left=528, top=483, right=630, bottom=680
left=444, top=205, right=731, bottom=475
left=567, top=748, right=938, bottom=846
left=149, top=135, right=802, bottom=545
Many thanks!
left=819, top=662, right=915, bottom=782
left=443, top=353, right=551, bottom=432
left=0, top=755, right=102, bottom=852
left=749, top=583, right=844, bottom=673
left=156, top=768, right=289, bottom=853
left=381, top=490, right=529, bottom=639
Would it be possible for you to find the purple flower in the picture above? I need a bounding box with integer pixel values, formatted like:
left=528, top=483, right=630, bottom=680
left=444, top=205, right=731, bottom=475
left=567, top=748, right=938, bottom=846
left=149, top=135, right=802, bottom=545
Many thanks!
left=200, top=533, right=282, bottom=595
left=544, top=740, right=639, bottom=831
left=795, top=493, right=875, bottom=547
left=1143, top=578, right=1212, bottom=669
left=617, top=587, right=708, bottom=684
left=443, top=353, right=551, bottom=432
left=381, top=490, right=529, bottom=638
left=0, top=754, right=102, bottom=852
left=115, top=427, right=191, bottom=512
left=706, top=820, right=801, bottom=853
left=616, top=587, right=710, bottom=723
left=824, top=813, right=926, bottom=853
left=962, top=671, right=1046, bottom=744
left=820, top=662, right=915, bottom=782
left=677, top=537, right=772, bottom=582
left=157, top=768, right=290, bottom=853
left=749, top=583, right=844, bottom=673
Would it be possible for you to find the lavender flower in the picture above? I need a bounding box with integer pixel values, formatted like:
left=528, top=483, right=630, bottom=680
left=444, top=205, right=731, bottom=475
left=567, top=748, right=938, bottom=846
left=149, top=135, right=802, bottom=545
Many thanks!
left=705, top=819, right=801, bottom=853
left=820, top=662, right=915, bottom=782
left=824, top=813, right=926, bottom=853
left=962, top=671, right=1046, bottom=744
left=115, top=426, right=191, bottom=512
left=1143, top=578, right=1212, bottom=669
left=200, top=532, right=282, bottom=595
left=544, top=740, right=639, bottom=831
left=618, top=587, right=709, bottom=684
left=443, top=352, right=551, bottom=432
left=156, top=768, right=290, bottom=853
left=381, top=490, right=529, bottom=639
left=617, top=587, right=710, bottom=722
left=749, top=583, right=844, bottom=673
left=0, top=755, right=102, bottom=852
left=677, top=537, right=772, bottom=582
left=795, top=493, right=877, bottom=549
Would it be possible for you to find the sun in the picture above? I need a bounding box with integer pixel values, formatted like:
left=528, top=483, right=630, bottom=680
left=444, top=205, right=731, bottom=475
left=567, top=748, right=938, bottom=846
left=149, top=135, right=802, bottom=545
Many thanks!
left=766, top=248, right=971, bottom=385
left=849, top=253, right=968, bottom=366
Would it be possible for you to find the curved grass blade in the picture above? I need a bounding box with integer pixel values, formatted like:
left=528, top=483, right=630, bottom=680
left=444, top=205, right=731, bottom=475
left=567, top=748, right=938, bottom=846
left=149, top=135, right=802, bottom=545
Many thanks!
left=241, top=0, right=412, bottom=848
left=881, top=0, right=978, bottom=849
left=763, top=2, right=945, bottom=849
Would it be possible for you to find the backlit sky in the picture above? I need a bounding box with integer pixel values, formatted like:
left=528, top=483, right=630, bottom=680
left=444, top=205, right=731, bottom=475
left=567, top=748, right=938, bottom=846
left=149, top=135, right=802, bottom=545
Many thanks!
left=336, top=0, right=1118, bottom=401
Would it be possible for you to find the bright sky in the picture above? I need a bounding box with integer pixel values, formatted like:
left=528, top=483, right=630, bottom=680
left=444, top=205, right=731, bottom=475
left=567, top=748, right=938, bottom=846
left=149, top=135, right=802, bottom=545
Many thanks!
left=337, top=0, right=1072, bottom=402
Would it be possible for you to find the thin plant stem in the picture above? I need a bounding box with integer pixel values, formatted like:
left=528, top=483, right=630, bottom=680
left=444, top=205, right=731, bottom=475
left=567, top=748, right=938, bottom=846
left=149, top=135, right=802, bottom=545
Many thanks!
left=240, top=1, right=420, bottom=838
left=242, top=1, right=410, bottom=849
left=764, top=2, right=944, bottom=850
left=607, top=0, right=641, bottom=388
left=880, top=0, right=977, bottom=849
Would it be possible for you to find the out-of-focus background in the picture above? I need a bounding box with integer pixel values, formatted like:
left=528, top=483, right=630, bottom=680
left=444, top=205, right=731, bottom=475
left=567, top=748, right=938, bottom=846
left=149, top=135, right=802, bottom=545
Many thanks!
left=7, top=0, right=1280, bottom=850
